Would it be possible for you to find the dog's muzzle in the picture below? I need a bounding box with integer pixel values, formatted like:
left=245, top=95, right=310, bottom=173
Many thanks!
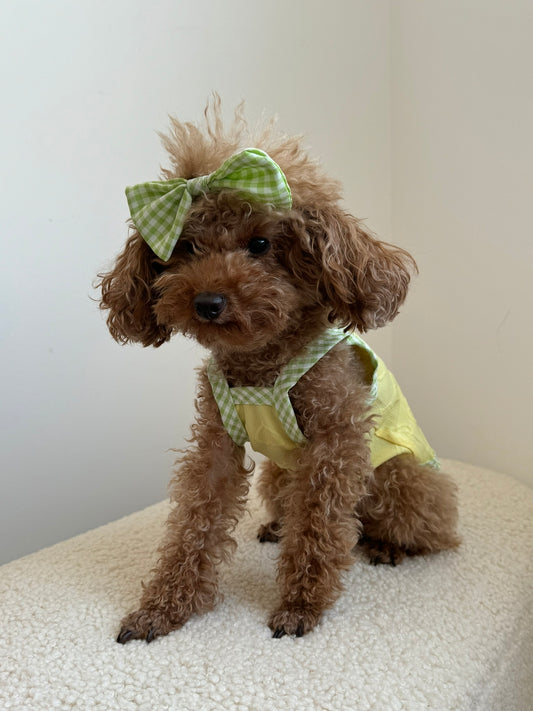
left=194, top=292, right=227, bottom=321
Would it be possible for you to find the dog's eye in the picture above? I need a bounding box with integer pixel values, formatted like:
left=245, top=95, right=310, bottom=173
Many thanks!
left=183, top=241, right=197, bottom=256
left=247, top=237, right=270, bottom=256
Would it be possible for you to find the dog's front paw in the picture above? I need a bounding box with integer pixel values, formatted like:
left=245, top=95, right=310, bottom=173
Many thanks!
left=268, top=606, right=321, bottom=638
left=116, top=606, right=187, bottom=644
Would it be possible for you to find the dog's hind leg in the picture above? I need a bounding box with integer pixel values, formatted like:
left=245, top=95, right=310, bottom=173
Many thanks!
left=256, top=460, right=292, bottom=543
left=357, top=454, right=460, bottom=565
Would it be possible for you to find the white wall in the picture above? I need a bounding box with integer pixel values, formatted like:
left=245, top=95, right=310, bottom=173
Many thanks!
left=4, top=0, right=530, bottom=566
left=0, top=0, right=391, bottom=563
left=390, top=0, right=533, bottom=487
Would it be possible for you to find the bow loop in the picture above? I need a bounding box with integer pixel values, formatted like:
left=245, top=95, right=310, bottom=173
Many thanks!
left=125, top=148, right=292, bottom=261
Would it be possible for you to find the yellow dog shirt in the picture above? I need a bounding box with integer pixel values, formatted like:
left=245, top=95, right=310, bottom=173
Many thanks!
left=207, top=328, right=438, bottom=471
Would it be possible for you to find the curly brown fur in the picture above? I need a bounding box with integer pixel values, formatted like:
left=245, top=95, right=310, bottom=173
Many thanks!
left=99, top=98, right=459, bottom=642
left=357, top=454, right=460, bottom=565
left=117, top=369, right=252, bottom=643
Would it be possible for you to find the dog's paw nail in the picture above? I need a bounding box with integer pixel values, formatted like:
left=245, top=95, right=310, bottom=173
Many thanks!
left=117, top=629, right=135, bottom=644
left=272, top=627, right=286, bottom=639
left=146, top=627, right=157, bottom=643
left=295, top=621, right=305, bottom=637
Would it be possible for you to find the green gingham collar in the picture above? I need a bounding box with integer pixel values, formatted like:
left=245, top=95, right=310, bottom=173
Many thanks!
left=125, top=148, right=292, bottom=261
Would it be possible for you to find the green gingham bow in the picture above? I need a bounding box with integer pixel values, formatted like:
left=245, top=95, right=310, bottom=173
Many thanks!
left=125, top=148, right=292, bottom=261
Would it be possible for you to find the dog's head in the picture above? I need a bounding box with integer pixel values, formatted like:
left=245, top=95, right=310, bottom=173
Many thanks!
left=98, top=101, right=416, bottom=355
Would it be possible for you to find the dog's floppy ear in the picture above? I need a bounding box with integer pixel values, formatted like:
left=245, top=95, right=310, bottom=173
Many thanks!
left=98, top=231, right=172, bottom=347
left=284, top=207, right=417, bottom=332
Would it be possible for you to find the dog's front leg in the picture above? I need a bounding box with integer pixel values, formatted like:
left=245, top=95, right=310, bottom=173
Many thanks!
left=269, top=435, right=369, bottom=638
left=117, top=372, right=250, bottom=643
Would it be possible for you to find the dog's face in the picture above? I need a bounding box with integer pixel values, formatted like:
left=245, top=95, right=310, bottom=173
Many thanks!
left=150, top=192, right=314, bottom=353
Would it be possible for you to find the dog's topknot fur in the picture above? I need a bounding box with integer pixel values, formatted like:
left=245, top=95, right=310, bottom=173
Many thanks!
left=99, top=99, right=458, bottom=643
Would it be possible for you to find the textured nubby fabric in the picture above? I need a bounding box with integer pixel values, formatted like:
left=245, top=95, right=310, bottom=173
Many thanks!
left=1, top=460, right=532, bottom=711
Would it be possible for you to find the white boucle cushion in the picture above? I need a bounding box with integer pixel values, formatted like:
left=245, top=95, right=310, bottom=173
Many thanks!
left=0, top=460, right=532, bottom=711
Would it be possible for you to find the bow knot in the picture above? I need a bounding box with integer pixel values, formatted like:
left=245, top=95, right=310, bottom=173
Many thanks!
left=186, top=174, right=211, bottom=197
left=125, top=148, right=292, bottom=261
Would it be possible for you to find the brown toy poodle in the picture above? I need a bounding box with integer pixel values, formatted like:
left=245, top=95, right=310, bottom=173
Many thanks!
left=98, top=99, right=459, bottom=642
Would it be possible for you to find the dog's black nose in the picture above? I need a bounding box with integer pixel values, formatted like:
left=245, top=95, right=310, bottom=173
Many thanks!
left=193, top=292, right=227, bottom=321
